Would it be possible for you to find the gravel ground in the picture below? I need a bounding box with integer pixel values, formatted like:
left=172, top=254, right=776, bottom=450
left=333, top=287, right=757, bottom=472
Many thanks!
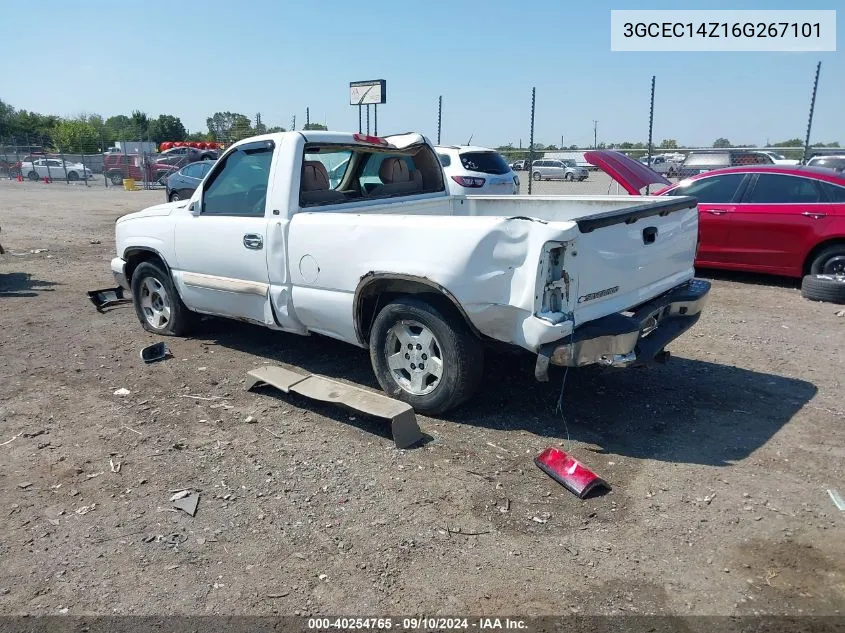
left=0, top=179, right=843, bottom=618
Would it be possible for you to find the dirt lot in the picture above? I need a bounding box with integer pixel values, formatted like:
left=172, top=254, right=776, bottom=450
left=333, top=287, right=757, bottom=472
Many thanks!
left=0, top=179, right=843, bottom=619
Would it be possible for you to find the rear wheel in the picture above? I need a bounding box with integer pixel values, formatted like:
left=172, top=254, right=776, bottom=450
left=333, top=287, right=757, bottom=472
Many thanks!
left=369, top=297, right=483, bottom=415
left=109, top=172, right=123, bottom=186
left=808, top=244, right=845, bottom=276
left=27, top=171, right=39, bottom=181
left=532, top=171, right=541, bottom=181
left=67, top=171, right=79, bottom=181
left=169, top=192, right=181, bottom=202
left=131, top=261, right=196, bottom=336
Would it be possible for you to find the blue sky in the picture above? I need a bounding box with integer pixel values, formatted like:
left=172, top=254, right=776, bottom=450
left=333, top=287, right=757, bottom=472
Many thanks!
left=2, top=0, right=841, bottom=148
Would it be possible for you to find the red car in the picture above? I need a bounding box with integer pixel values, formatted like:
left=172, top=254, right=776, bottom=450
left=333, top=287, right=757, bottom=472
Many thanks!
left=587, top=151, right=845, bottom=279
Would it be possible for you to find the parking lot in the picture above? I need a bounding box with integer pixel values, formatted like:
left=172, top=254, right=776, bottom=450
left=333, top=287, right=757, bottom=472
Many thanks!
left=0, top=178, right=843, bottom=617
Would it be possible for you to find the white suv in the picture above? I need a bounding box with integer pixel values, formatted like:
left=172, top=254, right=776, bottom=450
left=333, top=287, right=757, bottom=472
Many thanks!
left=435, top=146, right=519, bottom=195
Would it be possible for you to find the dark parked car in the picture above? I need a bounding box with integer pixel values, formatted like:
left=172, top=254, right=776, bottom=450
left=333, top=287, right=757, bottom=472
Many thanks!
left=677, top=150, right=773, bottom=178
left=165, top=160, right=215, bottom=201
left=158, top=146, right=218, bottom=163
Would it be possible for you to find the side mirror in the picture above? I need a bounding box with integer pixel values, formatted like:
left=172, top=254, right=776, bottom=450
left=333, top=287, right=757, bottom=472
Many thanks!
left=189, top=201, right=201, bottom=216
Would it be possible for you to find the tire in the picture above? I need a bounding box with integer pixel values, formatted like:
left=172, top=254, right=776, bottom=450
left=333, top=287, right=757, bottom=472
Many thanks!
left=109, top=172, right=123, bottom=186
left=130, top=261, right=196, bottom=336
left=564, top=172, right=574, bottom=182
left=369, top=297, right=484, bottom=415
left=808, top=244, right=845, bottom=276
left=801, top=274, right=845, bottom=304
left=532, top=171, right=541, bottom=181
left=67, top=171, right=79, bottom=181
left=169, top=192, right=181, bottom=202
left=27, top=171, right=39, bottom=181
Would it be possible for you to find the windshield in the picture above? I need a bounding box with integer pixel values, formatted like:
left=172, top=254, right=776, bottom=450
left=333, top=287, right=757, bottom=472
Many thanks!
left=459, top=151, right=510, bottom=175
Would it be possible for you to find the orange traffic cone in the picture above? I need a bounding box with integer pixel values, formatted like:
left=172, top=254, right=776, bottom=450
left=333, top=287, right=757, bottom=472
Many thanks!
left=16, top=174, right=23, bottom=182
left=43, top=176, right=50, bottom=184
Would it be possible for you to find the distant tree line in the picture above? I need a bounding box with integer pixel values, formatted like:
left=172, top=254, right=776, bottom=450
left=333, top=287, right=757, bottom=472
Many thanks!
left=0, top=99, right=326, bottom=153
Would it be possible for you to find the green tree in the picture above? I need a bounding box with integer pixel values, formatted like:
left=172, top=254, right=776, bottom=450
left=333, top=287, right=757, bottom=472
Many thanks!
left=206, top=111, right=254, bottom=143
left=147, top=114, right=187, bottom=143
left=53, top=119, right=99, bottom=153
left=265, top=126, right=286, bottom=133
left=772, top=138, right=802, bottom=147
left=659, top=139, right=678, bottom=149
left=712, top=138, right=732, bottom=148
left=303, top=122, right=328, bottom=131
left=130, top=110, right=150, bottom=138
left=186, top=130, right=213, bottom=142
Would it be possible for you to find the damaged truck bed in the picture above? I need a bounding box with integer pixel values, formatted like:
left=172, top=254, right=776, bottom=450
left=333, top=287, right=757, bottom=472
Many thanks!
left=108, top=130, right=710, bottom=415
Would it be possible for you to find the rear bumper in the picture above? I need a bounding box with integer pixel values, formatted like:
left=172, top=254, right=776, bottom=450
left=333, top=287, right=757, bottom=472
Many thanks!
left=535, top=279, right=711, bottom=380
left=111, top=257, right=130, bottom=290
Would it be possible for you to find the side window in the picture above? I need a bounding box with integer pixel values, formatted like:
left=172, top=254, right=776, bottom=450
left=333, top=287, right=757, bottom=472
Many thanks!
left=821, top=181, right=845, bottom=203
left=199, top=162, right=213, bottom=178
left=745, top=174, right=822, bottom=204
left=666, top=173, right=746, bottom=203
left=437, top=153, right=451, bottom=168
left=181, top=164, right=199, bottom=178
left=202, top=141, right=274, bottom=216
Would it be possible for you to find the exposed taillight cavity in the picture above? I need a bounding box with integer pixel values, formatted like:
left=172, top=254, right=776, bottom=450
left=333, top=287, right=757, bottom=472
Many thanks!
left=451, top=175, right=485, bottom=188
left=353, top=133, right=389, bottom=146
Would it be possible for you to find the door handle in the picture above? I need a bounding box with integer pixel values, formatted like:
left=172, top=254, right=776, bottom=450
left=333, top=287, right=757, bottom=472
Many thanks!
left=802, top=211, right=827, bottom=219
left=707, top=209, right=729, bottom=215
left=243, top=234, right=263, bottom=250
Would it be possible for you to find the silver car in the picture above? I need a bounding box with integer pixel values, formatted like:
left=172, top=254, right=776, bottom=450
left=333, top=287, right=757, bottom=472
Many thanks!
left=531, top=159, right=588, bottom=182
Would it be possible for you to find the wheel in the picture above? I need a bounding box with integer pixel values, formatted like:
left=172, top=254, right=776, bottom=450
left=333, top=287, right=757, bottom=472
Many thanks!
left=532, top=171, right=541, bottom=181
left=67, top=171, right=79, bottom=181
left=169, top=192, right=181, bottom=202
left=564, top=172, right=574, bottom=182
left=130, top=261, right=196, bottom=335
left=27, top=171, right=39, bottom=181
left=110, top=172, right=123, bottom=186
left=808, top=244, right=845, bottom=276
left=369, top=297, right=484, bottom=415
left=801, top=274, right=845, bottom=304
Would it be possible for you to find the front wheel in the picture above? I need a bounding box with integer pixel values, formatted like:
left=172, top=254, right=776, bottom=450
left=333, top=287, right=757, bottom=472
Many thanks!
left=109, top=172, right=123, bottom=186
left=564, top=172, right=574, bottom=181
left=67, top=171, right=79, bottom=181
left=131, top=261, right=196, bottom=336
left=532, top=171, right=541, bottom=181
left=369, top=297, right=483, bottom=415
left=28, top=171, right=39, bottom=181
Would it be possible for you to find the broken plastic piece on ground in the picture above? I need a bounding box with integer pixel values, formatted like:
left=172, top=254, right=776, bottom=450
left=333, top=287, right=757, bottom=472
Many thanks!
left=140, top=342, right=170, bottom=364
left=246, top=365, right=423, bottom=449
left=87, top=286, right=132, bottom=313
left=828, top=489, right=845, bottom=512
left=535, top=447, right=611, bottom=499
left=172, top=492, right=199, bottom=517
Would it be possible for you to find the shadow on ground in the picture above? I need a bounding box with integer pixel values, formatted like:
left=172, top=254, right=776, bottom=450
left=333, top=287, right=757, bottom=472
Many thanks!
left=697, top=267, right=801, bottom=290
left=200, top=319, right=816, bottom=467
left=0, top=272, right=58, bottom=297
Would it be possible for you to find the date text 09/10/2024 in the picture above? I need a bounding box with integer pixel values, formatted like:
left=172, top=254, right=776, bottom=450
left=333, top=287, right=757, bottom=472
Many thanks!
left=307, top=617, right=527, bottom=630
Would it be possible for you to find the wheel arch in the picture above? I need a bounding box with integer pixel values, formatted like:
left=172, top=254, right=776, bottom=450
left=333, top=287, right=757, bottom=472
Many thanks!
left=802, top=237, right=845, bottom=275
left=123, top=247, right=172, bottom=285
left=353, top=273, right=481, bottom=345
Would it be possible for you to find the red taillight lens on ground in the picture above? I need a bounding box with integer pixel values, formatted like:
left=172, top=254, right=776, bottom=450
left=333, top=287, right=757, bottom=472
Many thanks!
left=534, top=447, right=611, bottom=499
left=451, top=175, right=486, bottom=188
left=353, top=133, right=389, bottom=146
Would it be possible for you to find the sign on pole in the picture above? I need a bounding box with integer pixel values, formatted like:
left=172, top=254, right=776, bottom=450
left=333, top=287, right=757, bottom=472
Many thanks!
left=349, top=80, right=387, bottom=106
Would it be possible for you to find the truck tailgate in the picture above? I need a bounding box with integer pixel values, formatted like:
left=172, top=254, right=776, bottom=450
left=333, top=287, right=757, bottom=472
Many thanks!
left=568, top=196, right=699, bottom=326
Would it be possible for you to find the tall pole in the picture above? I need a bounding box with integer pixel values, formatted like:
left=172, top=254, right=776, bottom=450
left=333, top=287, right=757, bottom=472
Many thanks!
left=646, top=75, right=656, bottom=194
left=366, top=105, right=370, bottom=134
left=803, top=61, right=822, bottom=164
left=306, top=107, right=310, bottom=127
left=527, top=87, right=536, bottom=196
left=358, top=105, right=362, bottom=134
left=593, top=120, right=598, bottom=149
left=437, top=96, right=442, bottom=145
left=291, top=115, right=296, bottom=131
left=374, top=105, right=378, bottom=136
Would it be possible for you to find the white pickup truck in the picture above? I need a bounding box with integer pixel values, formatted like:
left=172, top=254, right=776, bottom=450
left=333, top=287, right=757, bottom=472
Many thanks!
left=110, top=131, right=710, bottom=415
